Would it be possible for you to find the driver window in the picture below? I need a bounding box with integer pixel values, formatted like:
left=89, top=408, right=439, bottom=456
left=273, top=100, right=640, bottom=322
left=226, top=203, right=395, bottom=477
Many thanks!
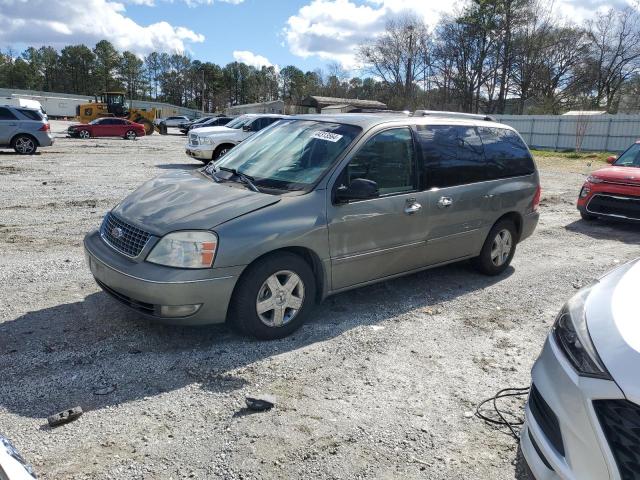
left=345, top=128, right=416, bottom=195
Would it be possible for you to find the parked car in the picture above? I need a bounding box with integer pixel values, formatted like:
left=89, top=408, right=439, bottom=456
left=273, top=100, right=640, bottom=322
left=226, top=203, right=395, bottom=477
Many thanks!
left=521, top=258, right=640, bottom=480
left=577, top=143, right=640, bottom=222
left=180, top=116, right=232, bottom=135
left=154, top=115, right=190, bottom=128
left=0, top=434, right=37, bottom=479
left=84, top=113, right=540, bottom=340
left=185, top=114, right=286, bottom=162
left=0, top=105, right=53, bottom=154
left=178, top=116, right=213, bottom=132
left=67, top=118, right=146, bottom=140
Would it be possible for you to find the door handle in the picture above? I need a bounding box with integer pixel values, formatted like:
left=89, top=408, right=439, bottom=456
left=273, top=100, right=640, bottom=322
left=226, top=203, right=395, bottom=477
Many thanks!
left=437, top=196, right=453, bottom=208
left=404, top=200, right=422, bottom=214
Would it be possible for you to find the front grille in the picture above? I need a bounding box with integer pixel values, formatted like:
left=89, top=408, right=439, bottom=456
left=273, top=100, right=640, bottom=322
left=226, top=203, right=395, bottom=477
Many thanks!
left=100, top=213, right=150, bottom=257
left=594, top=399, right=640, bottom=480
left=528, top=384, right=565, bottom=456
left=189, top=133, right=199, bottom=145
left=96, top=279, right=156, bottom=315
left=587, top=193, right=640, bottom=220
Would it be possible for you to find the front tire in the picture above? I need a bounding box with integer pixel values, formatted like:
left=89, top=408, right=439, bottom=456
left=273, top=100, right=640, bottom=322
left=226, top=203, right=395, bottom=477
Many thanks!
left=473, top=219, right=517, bottom=276
left=12, top=135, right=37, bottom=155
left=229, top=252, right=316, bottom=340
left=78, top=129, right=90, bottom=139
left=580, top=211, right=597, bottom=221
left=212, top=144, right=232, bottom=161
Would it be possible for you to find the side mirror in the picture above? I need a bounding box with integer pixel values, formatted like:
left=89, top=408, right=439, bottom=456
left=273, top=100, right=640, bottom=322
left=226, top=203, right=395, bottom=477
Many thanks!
left=606, top=155, right=617, bottom=164
left=335, top=178, right=379, bottom=203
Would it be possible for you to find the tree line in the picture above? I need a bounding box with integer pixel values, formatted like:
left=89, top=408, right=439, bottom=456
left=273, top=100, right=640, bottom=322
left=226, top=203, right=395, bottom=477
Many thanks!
left=1, top=0, right=640, bottom=114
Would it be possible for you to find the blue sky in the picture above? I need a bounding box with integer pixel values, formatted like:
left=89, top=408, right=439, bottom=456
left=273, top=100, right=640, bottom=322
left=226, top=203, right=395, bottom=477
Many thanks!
left=0, top=0, right=631, bottom=73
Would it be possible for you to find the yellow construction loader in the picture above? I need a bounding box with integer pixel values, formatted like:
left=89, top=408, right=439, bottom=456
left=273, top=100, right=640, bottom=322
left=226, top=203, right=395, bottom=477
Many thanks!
left=76, top=92, right=158, bottom=135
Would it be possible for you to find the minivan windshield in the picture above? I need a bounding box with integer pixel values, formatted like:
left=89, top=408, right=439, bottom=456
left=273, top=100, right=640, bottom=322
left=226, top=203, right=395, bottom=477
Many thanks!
left=614, top=143, right=640, bottom=168
left=211, top=119, right=361, bottom=191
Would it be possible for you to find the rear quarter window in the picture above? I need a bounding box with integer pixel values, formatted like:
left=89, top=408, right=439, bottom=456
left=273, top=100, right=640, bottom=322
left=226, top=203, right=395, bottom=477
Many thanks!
left=17, top=109, right=43, bottom=121
left=0, top=107, right=17, bottom=120
left=478, top=127, right=535, bottom=179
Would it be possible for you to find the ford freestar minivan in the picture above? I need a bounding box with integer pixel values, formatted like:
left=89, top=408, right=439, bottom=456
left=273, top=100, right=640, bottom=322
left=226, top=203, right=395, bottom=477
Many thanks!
left=84, top=113, right=540, bottom=339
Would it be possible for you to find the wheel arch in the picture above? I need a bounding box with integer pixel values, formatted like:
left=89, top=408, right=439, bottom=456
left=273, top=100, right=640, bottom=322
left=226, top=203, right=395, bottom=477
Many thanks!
left=10, top=132, right=39, bottom=147
left=231, top=246, right=327, bottom=307
left=492, top=211, right=523, bottom=242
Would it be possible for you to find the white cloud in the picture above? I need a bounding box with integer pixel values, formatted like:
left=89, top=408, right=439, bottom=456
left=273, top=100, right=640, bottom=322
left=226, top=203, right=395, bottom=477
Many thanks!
left=122, top=0, right=245, bottom=6
left=0, top=0, right=205, bottom=54
left=283, top=0, right=447, bottom=69
left=233, top=50, right=278, bottom=70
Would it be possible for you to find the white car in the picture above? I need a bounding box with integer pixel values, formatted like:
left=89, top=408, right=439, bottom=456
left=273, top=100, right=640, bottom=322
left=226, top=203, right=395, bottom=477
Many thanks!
left=185, top=114, right=285, bottom=162
left=0, top=435, right=36, bottom=479
left=154, top=115, right=190, bottom=127
left=522, top=258, right=640, bottom=480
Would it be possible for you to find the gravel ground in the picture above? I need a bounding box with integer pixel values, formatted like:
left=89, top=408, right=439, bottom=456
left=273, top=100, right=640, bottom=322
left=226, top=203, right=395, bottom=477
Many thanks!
left=1, top=120, right=638, bottom=480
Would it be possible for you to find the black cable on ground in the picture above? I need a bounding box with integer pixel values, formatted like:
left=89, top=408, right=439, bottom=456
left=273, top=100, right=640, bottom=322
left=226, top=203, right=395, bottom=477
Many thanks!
left=475, top=386, right=531, bottom=442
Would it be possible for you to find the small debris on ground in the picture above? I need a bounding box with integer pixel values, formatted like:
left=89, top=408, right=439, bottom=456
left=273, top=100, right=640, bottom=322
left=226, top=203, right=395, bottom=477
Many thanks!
left=47, top=407, right=83, bottom=427
left=245, top=394, right=276, bottom=411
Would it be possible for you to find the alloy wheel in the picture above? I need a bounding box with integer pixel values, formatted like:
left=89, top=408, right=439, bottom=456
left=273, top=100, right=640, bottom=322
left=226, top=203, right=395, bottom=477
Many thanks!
left=255, top=270, right=305, bottom=327
left=490, top=229, right=513, bottom=267
left=14, top=137, right=35, bottom=154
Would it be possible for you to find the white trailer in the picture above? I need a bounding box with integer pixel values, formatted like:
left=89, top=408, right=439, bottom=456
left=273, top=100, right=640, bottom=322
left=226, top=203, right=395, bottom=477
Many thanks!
left=2, top=93, right=90, bottom=118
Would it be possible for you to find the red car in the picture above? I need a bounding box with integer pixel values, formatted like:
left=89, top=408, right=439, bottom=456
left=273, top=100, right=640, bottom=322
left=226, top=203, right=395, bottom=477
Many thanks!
left=577, top=142, right=640, bottom=222
left=67, top=118, right=146, bottom=140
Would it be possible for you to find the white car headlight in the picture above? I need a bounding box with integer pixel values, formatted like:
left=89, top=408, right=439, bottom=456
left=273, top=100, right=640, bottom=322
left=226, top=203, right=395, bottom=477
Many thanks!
left=199, top=136, right=214, bottom=145
left=147, top=231, right=218, bottom=268
left=586, top=175, right=603, bottom=184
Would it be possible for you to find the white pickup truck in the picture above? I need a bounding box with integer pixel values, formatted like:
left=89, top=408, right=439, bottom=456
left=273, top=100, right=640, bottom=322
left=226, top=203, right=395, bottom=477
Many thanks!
left=185, top=114, right=286, bottom=162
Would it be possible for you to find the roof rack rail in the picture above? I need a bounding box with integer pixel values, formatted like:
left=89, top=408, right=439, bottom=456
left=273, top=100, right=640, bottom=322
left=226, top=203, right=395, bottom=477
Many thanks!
left=412, top=110, right=496, bottom=122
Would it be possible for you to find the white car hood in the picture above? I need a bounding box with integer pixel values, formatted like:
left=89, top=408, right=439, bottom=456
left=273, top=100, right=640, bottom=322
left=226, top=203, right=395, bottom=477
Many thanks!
left=191, top=126, right=235, bottom=135
left=587, top=258, right=640, bottom=403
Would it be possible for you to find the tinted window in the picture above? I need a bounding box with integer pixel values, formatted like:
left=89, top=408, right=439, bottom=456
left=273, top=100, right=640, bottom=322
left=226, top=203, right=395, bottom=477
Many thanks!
left=0, top=107, right=17, bottom=120
left=614, top=143, right=640, bottom=168
left=17, top=109, right=42, bottom=121
left=478, top=127, right=535, bottom=179
left=416, top=125, right=486, bottom=188
left=346, top=128, right=416, bottom=195
left=112, top=119, right=126, bottom=125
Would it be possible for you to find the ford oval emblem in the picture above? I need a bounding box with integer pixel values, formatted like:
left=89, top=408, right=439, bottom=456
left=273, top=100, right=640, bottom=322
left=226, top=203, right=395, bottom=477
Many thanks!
left=111, top=227, right=124, bottom=239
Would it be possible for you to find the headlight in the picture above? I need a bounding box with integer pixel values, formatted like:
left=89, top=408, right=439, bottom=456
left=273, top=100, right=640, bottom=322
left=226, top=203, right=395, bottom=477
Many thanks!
left=586, top=175, right=603, bottom=184
left=552, top=286, right=610, bottom=379
left=199, top=136, right=214, bottom=145
left=579, top=186, right=590, bottom=198
left=147, top=231, right=218, bottom=268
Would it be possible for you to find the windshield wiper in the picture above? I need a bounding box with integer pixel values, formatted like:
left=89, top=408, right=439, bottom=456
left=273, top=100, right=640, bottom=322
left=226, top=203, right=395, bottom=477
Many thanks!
left=217, top=166, right=261, bottom=192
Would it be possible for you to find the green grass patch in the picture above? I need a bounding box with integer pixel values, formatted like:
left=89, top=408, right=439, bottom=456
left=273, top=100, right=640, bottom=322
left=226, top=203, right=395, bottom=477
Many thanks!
left=530, top=149, right=615, bottom=162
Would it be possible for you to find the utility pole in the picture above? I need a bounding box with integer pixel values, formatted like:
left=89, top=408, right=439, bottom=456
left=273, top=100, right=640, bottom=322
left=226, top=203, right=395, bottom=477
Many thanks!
left=202, top=69, right=205, bottom=114
left=405, top=25, right=415, bottom=107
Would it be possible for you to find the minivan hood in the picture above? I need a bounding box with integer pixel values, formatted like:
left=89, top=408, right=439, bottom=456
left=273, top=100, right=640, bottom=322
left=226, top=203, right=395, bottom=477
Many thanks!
left=590, top=166, right=640, bottom=185
left=113, top=170, right=280, bottom=235
left=587, top=258, right=640, bottom=403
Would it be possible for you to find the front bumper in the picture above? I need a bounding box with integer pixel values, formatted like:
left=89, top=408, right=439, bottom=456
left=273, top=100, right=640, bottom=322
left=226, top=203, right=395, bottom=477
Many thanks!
left=185, top=144, right=214, bottom=161
left=577, top=182, right=640, bottom=222
left=84, top=229, right=242, bottom=325
left=521, top=336, right=625, bottom=480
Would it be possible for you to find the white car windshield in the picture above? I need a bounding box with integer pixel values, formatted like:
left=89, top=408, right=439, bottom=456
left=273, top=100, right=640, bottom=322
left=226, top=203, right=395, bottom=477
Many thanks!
left=211, top=119, right=361, bottom=192
left=225, top=116, right=253, bottom=129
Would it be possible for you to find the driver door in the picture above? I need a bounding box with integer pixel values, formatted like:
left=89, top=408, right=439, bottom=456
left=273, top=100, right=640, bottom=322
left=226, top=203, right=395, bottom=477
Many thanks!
left=327, top=127, right=428, bottom=290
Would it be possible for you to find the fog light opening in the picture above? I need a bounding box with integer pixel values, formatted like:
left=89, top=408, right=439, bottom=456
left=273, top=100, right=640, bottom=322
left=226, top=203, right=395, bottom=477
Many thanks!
left=158, top=304, right=202, bottom=318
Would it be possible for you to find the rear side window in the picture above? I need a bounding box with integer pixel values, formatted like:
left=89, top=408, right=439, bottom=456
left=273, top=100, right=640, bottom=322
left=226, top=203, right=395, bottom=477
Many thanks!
left=478, top=127, right=535, bottom=179
left=416, top=125, right=486, bottom=188
left=17, top=109, right=42, bottom=121
left=0, top=107, right=17, bottom=120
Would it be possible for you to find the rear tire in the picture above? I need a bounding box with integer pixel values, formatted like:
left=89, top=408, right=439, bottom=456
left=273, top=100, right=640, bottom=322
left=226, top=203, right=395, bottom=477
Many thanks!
left=12, top=135, right=37, bottom=155
left=229, top=252, right=316, bottom=340
left=137, top=118, right=154, bottom=136
left=125, top=130, right=137, bottom=140
left=472, top=219, right=517, bottom=276
left=580, top=212, right=597, bottom=221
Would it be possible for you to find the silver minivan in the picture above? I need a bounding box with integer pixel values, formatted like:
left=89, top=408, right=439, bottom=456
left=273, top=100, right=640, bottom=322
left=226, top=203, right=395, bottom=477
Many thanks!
left=84, top=113, right=540, bottom=339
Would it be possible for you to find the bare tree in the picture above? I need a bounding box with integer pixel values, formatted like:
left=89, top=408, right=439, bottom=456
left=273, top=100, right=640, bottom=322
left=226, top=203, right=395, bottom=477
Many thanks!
left=358, top=13, right=430, bottom=108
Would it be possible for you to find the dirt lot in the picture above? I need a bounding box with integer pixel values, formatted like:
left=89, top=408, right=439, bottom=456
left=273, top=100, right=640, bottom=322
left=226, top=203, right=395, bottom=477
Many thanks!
left=0, top=121, right=638, bottom=480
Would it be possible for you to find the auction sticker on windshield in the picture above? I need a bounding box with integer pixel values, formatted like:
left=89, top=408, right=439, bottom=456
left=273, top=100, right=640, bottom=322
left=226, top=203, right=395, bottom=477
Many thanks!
left=312, top=131, right=343, bottom=142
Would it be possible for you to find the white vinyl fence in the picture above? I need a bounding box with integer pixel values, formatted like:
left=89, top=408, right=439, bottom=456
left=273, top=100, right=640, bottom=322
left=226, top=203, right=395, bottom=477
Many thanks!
left=494, top=114, right=640, bottom=152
